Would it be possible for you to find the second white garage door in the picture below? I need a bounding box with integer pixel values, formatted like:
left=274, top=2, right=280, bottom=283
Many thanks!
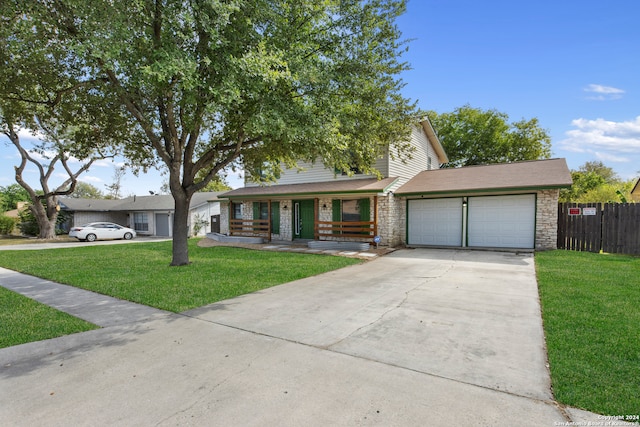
left=467, top=194, right=536, bottom=249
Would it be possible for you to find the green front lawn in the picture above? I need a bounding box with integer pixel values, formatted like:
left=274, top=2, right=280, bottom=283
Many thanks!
left=0, top=286, right=98, bottom=349
left=0, top=239, right=361, bottom=348
left=0, top=239, right=361, bottom=314
left=535, top=250, right=640, bottom=418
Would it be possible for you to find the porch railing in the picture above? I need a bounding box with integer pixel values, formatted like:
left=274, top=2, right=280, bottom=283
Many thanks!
left=229, top=219, right=270, bottom=241
left=314, top=220, right=376, bottom=241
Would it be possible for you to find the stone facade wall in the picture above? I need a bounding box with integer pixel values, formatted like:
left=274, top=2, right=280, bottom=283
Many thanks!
left=277, top=200, right=292, bottom=241
left=535, top=189, right=560, bottom=250
left=377, top=194, right=405, bottom=247
left=219, top=201, right=229, bottom=234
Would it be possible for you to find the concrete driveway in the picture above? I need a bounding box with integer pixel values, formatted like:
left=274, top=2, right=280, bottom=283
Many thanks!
left=0, top=249, right=589, bottom=425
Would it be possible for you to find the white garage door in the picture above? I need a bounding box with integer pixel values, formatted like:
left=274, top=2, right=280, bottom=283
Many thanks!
left=467, top=195, right=535, bottom=249
left=408, top=198, right=463, bottom=246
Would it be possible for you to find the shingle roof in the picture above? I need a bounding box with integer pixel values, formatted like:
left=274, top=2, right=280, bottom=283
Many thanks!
left=396, top=158, right=573, bottom=196
left=59, top=192, right=223, bottom=212
left=219, top=177, right=399, bottom=199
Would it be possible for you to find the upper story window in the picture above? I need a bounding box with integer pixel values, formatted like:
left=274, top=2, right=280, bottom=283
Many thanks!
left=427, top=156, right=433, bottom=170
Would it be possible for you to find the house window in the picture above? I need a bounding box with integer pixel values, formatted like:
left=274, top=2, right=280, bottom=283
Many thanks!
left=252, top=201, right=280, bottom=234
left=133, top=213, right=149, bottom=232
left=254, top=202, right=269, bottom=220
left=332, top=198, right=371, bottom=234
left=231, top=202, right=242, bottom=219
left=427, top=156, right=433, bottom=170
left=341, top=200, right=361, bottom=222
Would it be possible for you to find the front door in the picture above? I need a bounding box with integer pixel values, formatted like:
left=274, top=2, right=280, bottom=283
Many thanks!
left=293, top=199, right=315, bottom=239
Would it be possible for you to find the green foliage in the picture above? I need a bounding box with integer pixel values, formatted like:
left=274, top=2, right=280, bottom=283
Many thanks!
left=0, top=286, right=98, bottom=349
left=2, top=0, right=419, bottom=264
left=536, top=251, right=640, bottom=416
left=17, top=206, right=37, bottom=236
left=559, top=161, right=634, bottom=203
left=17, top=204, right=71, bottom=236
left=0, top=240, right=361, bottom=313
left=427, top=105, right=552, bottom=168
left=0, top=214, right=17, bottom=234
left=0, top=184, right=30, bottom=212
left=194, top=169, right=232, bottom=192
left=69, top=181, right=105, bottom=199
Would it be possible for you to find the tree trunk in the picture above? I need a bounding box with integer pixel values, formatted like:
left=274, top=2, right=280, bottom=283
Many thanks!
left=30, top=199, right=58, bottom=239
left=170, top=188, right=193, bottom=266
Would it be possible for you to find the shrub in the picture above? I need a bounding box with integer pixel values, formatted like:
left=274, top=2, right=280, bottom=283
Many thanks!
left=0, top=215, right=17, bottom=234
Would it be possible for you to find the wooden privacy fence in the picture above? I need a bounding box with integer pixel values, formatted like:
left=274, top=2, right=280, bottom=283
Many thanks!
left=557, top=203, right=640, bottom=255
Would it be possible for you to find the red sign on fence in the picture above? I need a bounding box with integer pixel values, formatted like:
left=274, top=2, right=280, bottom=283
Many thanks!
left=568, top=207, right=581, bottom=215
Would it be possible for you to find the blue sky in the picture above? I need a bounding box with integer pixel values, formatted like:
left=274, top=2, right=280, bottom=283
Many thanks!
left=2, top=0, right=639, bottom=196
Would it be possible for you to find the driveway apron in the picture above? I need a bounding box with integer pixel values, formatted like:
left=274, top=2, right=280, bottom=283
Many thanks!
left=1, top=248, right=575, bottom=426
left=186, top=248, right=552, bottom=401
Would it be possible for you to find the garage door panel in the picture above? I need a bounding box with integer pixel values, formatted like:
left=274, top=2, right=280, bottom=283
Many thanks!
left=408, top=198, right=462, bottom=246
left=468, top=195, right=535, bottom=249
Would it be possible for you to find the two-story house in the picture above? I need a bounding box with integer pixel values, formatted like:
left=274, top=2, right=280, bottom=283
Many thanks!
left=218, top=119, right=572, bottom=250
left=218, top=120, right=446, bottom=248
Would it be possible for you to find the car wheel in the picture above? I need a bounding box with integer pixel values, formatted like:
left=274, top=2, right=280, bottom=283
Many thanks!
left=86, top=233, right=97, bottom=242
left=124, top=232, right=133, bottom=240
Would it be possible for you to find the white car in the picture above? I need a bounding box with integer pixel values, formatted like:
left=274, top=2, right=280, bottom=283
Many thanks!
left=69, top=222, right=136, bottom=242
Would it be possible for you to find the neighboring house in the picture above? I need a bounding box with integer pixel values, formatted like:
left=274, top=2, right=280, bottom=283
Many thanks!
left=59, top=192, right=224, bottom=237
left=632, top=178, right=640, bottom=202
left=219, top=118, right=573, bottom=250
left=3, top=201, right=28, bottom=220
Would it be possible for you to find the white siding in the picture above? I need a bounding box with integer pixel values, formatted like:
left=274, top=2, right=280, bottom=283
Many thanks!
left=388, top=125, right=438, bottom=190
left=189, top=202, right=221, bottom=236
left=243, top=124, right=439, bottom=189
left=245, top=158, right=388, bottom=187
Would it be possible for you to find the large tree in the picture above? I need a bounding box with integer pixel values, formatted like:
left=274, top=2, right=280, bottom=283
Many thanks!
left=4, top=0, right=418, bottom=265
left=428, top=105, right=552, bottom=168
left=1, top=2, right=136, bottom=239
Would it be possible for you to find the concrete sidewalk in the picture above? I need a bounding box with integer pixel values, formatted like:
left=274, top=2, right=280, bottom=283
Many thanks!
left=0, top=267, right=171, bottom=327
left=0, top=249, right=625, bottom=426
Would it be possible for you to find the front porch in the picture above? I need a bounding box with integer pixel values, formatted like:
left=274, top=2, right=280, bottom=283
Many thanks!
left=220, top=196, right=383, bottom=246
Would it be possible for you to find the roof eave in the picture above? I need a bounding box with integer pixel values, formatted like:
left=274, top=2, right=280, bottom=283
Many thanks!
left=396, top=184, right=572, bottom=197
left=420, top=118, right=449, bottom=164
left=219, top=178, right=398, bottom=200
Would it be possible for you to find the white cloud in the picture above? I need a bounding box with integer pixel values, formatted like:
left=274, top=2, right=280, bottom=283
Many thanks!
left=559, top=116, right=640, bottom=162
left=90, top=158, right=114, bottom=168
left=79, top=175, right=104, bottom=184
left=584, top=84, right=625, bottom=100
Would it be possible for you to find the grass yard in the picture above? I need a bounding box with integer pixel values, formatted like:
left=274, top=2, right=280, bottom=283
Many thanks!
left=0, top=239, right=362, bottom=314
left=535, top=250, right=640, bottom=418
left=0, top=286, right=98, bottom=349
